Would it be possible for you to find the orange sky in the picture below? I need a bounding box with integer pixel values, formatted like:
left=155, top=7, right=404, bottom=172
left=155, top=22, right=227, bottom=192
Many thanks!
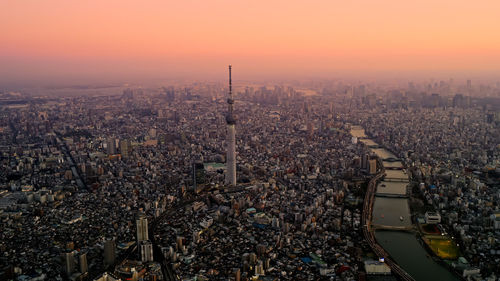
left=1, top=0, right=500, bottom=83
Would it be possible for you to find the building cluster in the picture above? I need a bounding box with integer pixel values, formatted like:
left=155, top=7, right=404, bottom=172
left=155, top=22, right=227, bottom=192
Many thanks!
left=0, top=85, right=378, bottom=281
left=344, top=88, right=500, bottom=279
left=0, top=77, right=499, bottom=281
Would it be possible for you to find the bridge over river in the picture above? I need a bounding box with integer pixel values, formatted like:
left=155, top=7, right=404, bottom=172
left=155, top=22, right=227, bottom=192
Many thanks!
left=353, top=125, right=460, bottom=281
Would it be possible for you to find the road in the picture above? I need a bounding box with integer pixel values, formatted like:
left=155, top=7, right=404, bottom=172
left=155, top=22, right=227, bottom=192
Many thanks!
left=54, top=132, right=87, bottom=190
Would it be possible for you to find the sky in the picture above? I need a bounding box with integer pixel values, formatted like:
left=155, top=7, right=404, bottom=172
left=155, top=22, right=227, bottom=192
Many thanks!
left=1, top=0, right=500, bottom=85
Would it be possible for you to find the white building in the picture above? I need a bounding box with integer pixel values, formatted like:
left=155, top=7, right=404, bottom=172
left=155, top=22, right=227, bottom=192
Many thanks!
left=364, top=260, right=391, bottom=275
left=425, top=211, right=441, bottom=224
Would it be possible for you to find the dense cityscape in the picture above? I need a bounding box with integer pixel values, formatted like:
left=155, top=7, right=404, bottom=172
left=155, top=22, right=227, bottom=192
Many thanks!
left=0, top=76, right=499, bottom=281
left=2, top=0, right=500, bottom=280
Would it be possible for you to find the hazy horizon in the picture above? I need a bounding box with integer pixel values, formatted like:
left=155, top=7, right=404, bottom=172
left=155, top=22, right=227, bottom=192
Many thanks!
left=1, top=0, right=500, bottom=86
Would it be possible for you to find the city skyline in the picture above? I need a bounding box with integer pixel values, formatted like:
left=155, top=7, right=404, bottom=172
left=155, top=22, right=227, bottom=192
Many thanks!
left=1, top=69, right=499, bottom=280
left=1, top=1, right=499, bottom=281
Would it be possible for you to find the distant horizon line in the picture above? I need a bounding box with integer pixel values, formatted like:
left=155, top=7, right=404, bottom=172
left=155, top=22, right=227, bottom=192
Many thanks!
left=2, top=75, right=500, bottom=91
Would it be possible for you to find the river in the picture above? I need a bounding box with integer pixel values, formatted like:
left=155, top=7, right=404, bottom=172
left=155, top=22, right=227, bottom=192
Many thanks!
left=375, top=231, right=459, bottom=281
left=351, top=126, right=459, bottom=281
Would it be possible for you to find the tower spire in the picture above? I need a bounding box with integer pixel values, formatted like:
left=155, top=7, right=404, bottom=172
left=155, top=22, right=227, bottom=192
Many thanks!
left=225, top=65, right=236, bottom=186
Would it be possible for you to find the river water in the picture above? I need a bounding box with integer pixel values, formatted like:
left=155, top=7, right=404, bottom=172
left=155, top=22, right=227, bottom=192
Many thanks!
left=375, top=231, right=459, bottom=281
left=372, top=197, right=412, bottom=227
left=350, top=126, right=459, bottom=281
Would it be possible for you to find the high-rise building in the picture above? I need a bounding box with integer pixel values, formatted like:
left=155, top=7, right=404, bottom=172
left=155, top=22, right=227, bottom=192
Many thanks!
left=369, top=157, right=377, bottom=175
left=139, top=240, right=154, bottom=262
left=255, top=260, right=265, bottom=276
left=62, top=252, right=75, bottom=276
left=122, top=88, right=133, bottom=100
left=453, top=94, right=464, bottom=108
left=192, top=161, right=205, bottom=192
left=430, top=93, right=440, bottom=108
left=136, top=214, right=149, bottom=242
left=120, top=140, right=131, bottom=158
left=361, top=154, right=369, bottom=170
left=225, top=65, right=237, bottom=186
left=103, top=238, right=115, bottom=267
left=107, top=137, right=116, bottom=155
left=176, top=236, right=184, bottom=249
left=233, top=268, right=241, bottom=281
left=79, top=252, right=88, bottom=274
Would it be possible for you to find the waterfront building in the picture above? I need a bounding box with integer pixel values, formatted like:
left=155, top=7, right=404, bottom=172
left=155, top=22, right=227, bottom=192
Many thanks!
left=424, top=212, right=441, bottom=224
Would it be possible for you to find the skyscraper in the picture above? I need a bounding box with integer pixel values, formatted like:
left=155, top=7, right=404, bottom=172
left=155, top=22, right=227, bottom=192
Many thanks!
left=139, top=240, right=154, bottom=262
left=369, top=157, right=377, bottom=175
left=225, top=65, right=237, bottom=186
left=62, top=252, right=75, bottom=276
left=136, top=214, right=149, bottom=242
left=103, top=238, right=115, bottom=267
left=79, top=252, right=88, bottom=274
left=120, top=139, right=131, bottom=158
left=107, top=137, right=116, bottom=155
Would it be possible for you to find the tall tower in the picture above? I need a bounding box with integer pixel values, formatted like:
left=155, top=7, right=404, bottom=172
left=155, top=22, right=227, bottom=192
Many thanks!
left=225, top=65, right=237, bottom=186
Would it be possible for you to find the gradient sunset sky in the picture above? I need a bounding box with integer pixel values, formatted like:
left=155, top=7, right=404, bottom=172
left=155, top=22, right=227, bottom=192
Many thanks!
left=1, top=0, right=500, bottom=84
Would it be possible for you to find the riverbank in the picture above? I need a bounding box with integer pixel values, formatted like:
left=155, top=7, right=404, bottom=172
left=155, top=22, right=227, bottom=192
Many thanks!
left=351, top=125, right=460, bottom=281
